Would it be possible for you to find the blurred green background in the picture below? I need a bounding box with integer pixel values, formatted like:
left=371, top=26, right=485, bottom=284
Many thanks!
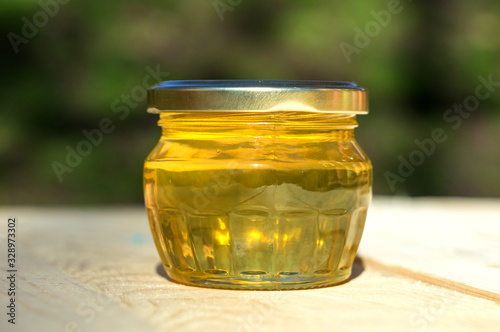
left=1, top=0, right=499, bottom=204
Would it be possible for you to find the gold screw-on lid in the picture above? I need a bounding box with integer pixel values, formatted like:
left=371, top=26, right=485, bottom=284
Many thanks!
left=147, top=80, right=368, bottom=114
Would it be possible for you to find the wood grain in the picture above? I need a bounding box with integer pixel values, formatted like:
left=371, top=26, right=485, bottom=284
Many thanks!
left=358, top=197, right=500, bottom=294
left=0, top=198, right=499, bottom=332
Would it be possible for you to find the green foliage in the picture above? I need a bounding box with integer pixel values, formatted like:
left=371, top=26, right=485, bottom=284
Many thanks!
left=1, top=0, right=499, bottom=203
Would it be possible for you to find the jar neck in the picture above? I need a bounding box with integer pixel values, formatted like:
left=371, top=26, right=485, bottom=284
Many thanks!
left=158, top=112, right=358, bottom=140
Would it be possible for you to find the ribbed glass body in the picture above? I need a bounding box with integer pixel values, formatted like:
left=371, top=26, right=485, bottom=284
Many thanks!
left=144, top=111, right=372, bottom=289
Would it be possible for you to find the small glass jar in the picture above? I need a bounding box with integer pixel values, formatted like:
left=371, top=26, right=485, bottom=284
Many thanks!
left=144, top=80, right=372, bottom=290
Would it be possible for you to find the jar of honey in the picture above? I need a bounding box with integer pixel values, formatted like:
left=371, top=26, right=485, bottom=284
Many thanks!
left=144, top=80, right=372, bottom=289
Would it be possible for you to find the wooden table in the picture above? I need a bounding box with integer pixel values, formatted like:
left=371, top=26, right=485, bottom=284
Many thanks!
left=1, top=197, right=499, bottom=331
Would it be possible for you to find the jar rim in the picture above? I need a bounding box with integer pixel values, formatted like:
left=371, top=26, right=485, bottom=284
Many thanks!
left=147, top=80, right=368, bottom=114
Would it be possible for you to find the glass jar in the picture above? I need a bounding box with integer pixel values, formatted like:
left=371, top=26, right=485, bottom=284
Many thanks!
left=144, top=80, right=372, bottom=290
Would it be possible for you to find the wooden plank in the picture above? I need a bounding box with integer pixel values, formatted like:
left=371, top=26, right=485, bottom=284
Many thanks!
left=358, top=197, right=500, bottom=294
left=0, top=202, right=499, bottom=332
left=0, top=257, right=161, bottom=332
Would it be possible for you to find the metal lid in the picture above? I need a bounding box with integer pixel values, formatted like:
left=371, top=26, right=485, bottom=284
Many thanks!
left=147, top=80, right=368, bottom=114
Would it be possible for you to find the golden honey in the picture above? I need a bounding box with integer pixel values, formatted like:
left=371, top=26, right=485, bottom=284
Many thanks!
left=144, top=81, right=372, bottom=289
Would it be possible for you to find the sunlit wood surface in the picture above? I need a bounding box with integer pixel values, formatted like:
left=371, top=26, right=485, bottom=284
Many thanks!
left=1, top=197, right=499, bottom=332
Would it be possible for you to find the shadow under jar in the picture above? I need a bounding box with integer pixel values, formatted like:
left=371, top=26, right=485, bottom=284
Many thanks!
left=144, top=80, right=372, bottom=290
